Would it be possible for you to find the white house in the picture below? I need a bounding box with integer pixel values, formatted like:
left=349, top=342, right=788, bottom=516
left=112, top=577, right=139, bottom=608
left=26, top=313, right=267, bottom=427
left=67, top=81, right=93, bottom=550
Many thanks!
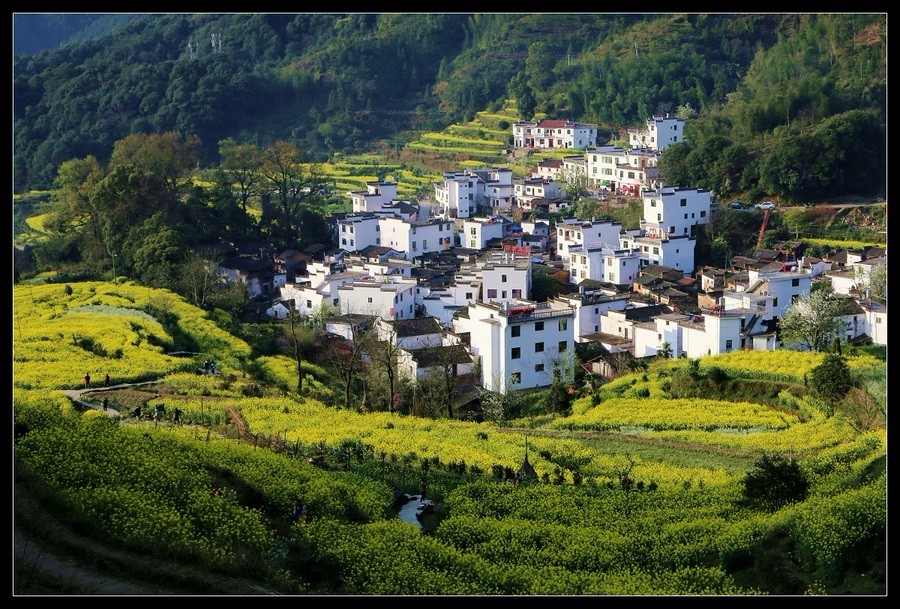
left=337, top=215, right=380, bottom=253
left=455, top=299, right=576, bottom=393
left=338, top=277, right=418, bottom=320
left=397, top=343, right=474, bottom=382
left=378, top=215, right=454, bottom=259
left=585, top=145, right=661, bottom=196
left=479, top=251, right=532, bottom=305
left=461, top=216, right=507, bottom=250
left=744, top=269, right=813, bottom=319
left=434, top=168, right=513, bottom=219
left=627, top=114, right=685, bottom=151
left=375, top=316, right=444, bottom=350
left=552, top=288, right=631, bottom=342
left=349, top=180, right=398, bottom=213
left=344, top=247, right=411, bottom=278
left=619, top=232, right=695, bottom=274
left=514, top=177, right=562, bottom=209
left=416, top=282, right=480, bottom=328
left=555, top=218, right=624, bottom=258
left=512, top=119, right=598, bottom=150
left=640, top=186, right=712, bottom=239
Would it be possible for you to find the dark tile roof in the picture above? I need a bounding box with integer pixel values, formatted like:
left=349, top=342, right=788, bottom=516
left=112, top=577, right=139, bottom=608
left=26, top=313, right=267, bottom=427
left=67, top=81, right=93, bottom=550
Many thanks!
left=389, top=317, right=443, bottom=338
left=407, top=344, right=472, bottom=367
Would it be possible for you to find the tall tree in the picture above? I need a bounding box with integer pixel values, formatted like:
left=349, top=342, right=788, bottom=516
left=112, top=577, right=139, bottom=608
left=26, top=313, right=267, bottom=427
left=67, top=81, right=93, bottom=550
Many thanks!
left=778, top=285, right=845, bottom=352
left=218, top=138, right=264, bottom=215
left=810, top=352, right=853, bottom=416
left=259, top=140, right=328, bottom=244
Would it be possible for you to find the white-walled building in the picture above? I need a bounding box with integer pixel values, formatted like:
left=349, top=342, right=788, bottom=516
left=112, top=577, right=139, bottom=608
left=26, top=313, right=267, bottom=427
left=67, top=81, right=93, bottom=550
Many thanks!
left=397, top=343, right=474, bottom=382
left=640, top=186, right=712, bottom=239
left=280, top=270, right=369, bottom=317
left=416, top=282, right=480, bottom=328
left=338, top=277, right=418, bottom=320
left=462, top=216, right=507, bottom=250
left=434, top=168, right=513, bottom=219
left=343, top=247, right=411, bottom=278
left=378, top=216, right=454, bottom=259
left=552, top=289, right=631, bottom=341
left=455, top=299, right=576, bottom=393
left=514, top=177, right=562, bottom=209
left=350, top=180, right=398, bottom=213
left=584, top=145, right=661, bottom=196
left=556, top=218, right=624, bottom=258
left=566, top=244, right=641, bottom=286
left=619, top=232, right=695, bottom=274
left=478, top=251, right=532, bottom=305
left=337, top=215, right=380, bottom=253
left=512, top=119, right=598, bottom=150
left=743, top=269, right=813, bottom=319
left=375, top=316, right=444, bottom=350
left=627, top=115, right=685, bottom=151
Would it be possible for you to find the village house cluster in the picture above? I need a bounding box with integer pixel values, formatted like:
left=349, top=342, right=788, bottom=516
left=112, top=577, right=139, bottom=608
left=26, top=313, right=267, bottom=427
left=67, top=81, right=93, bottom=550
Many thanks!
left=209, top=114, right=887, bottom=398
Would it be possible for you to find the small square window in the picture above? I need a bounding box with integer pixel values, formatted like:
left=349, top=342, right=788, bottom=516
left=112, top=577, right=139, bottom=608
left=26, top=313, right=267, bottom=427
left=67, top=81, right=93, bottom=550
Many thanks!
left=535, top=342, right=544, bottom=352
left=535, top=322, right=544, bottom=331
left=535, top=363, right=545, bottom=372
left=558, top=340, right=567, bottom=352
left=512, top=326, right=521, bottom=337
left=510, top=372, right=521, bottom=384
left=511, top=347, right=521, bottom=359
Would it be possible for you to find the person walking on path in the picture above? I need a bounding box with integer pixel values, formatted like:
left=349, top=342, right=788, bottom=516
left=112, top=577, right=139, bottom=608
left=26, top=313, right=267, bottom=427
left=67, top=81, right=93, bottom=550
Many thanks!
left=104, top=373, right=110, bottom=387
left=102, top=397, right=109, bottom=412
left=173, top=407, right=182, bottom=424
left=84, top=373, right=91, bottom=389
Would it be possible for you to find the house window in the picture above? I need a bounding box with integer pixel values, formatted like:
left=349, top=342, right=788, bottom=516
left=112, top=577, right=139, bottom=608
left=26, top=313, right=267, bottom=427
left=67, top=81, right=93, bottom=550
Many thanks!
left=535, top=363, right=544, bottom=372
left=511, top=347, right=521, bottom=359
left=471, top=240, right=476, bottom=248
left=773, top=298, right=778, bottom=307
left=306, top=300, right=312, bottom=309
left=512, top=289, right=522, bottom=298
left=423, top=240, right=428, bottom=249
left=558, top=319, right=567, bottom=331
left=725, top=339, right=733, bottom=351
left=792, top=278, right=800, bottom=287
left=412, top=241, right=417, bottom=251
left=680, top=198, right=687, bottom=207
left=535, top=342, right=544, bottom=352
left=470, top=227, right=476, bottom=235
left=502, top=274, right=507, bottom=282
left=342, top=238, right=347, bottom=245
left=376, top=225, right=380, bottom=232
left=333, top=298, right=339, bottom=306
left=368, top=297, right=373, bottom=303
left=510, top=372, right=521, bottom=384
left=466, top=292, right=473, bottom=300
left=558, top=340, right=567, bottom=352
left=535, top=322, right=544, bottom=331
left=700, top=211, right=706, bottom=218
left=791, top=294, right=799, bottom=304
left=512, top=325, right=521, bottom=337
left=653, top=247, right=659, bottom=255
left=487, top=289, right=497, bottom=299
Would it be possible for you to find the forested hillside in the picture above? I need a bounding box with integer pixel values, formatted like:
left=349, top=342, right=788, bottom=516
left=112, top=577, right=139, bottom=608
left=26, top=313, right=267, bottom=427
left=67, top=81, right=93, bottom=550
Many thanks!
left=14, top=13, right=885, bottom=202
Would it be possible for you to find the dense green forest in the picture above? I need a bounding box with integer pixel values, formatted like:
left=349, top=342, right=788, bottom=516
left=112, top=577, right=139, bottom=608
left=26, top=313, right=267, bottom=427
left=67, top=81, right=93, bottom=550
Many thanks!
left=14, top=13, right=885, bottom=203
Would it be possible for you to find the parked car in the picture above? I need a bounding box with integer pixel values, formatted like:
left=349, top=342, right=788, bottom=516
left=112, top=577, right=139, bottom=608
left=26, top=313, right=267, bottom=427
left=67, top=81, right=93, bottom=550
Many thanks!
left=755, top=201, right=777, bottom=210
left=728, top=201, right=744, bottom=210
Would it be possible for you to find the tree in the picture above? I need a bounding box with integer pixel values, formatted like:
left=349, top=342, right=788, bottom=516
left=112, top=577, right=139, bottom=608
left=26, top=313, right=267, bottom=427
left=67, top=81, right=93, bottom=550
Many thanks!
left=218, top=138, right=264, bottom=215
left=362, top=329, right=404, bottom=414
left=177, top=251, right=222, bottom=308
left=741, top=453, right=809, bottom=512
left=810, top=352, right=853, bottom=416
left=259, top=140, right=328, bottom=244
left=657, top=341, right=673, bottom=359
left=778, top=285, right=845, bottom=352
left=282, top=308, right=316, bottom=395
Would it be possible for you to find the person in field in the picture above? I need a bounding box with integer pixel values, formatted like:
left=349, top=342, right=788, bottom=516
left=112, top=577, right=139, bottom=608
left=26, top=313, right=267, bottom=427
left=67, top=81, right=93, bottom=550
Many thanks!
left=84, top=373, right=91, bottom=388
left=292, top=498, right=307, bottom=523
